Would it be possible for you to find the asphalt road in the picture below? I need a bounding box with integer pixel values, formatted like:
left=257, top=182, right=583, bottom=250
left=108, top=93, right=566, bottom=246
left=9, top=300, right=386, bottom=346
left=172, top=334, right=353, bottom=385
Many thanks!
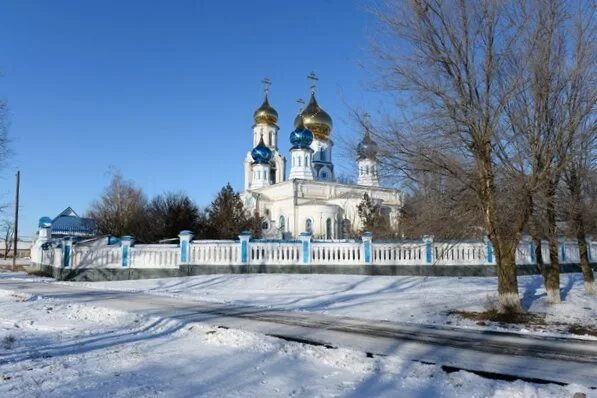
left=0, top=279, right=595, bottom=387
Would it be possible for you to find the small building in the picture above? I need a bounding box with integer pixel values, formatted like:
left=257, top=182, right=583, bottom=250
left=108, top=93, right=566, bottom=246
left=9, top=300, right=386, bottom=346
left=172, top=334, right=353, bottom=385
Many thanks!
left=41, top=207, right=97, bottom=239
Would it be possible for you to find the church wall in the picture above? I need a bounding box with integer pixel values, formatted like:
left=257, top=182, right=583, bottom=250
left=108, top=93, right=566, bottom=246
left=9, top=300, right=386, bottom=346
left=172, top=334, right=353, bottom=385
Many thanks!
left=246, top=180, right=403, bottom=239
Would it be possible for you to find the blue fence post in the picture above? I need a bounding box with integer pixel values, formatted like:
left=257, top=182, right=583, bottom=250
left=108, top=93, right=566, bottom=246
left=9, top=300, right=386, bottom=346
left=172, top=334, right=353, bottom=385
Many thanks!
left=362, top=232, right=373, bottom=265
left=121, top=236, right=134, bottom=268
left=178, top=230, right=193, bottom=265
left=484, top=236, right=494, bottom=265
left=239, top=231, right=252, bottom=265
left=299, top=232, right=312, bottom=265
left=62, top=237, right=72, bottom=268
left=422, top=235, right=434, bottom=265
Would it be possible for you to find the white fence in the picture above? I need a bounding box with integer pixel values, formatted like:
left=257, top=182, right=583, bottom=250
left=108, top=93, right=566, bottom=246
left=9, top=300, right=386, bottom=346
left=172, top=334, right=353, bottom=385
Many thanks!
left=31, top=235, right=596, bottom=270
left=190, top=241, right=240, bottom=265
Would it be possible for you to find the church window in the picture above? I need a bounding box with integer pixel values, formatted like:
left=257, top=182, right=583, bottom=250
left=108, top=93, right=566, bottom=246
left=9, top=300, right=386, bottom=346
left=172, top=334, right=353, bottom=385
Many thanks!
left=305, top=218, right=313, bottom=233
left=298, top=157, right=302, bottom=167
left=270, top=166, right=276, bottom=184
left=279, top=216, right=286, bottom=232
left=305, top=155, right=309, bottom=167
left=269, top=131, right=272, bottom=146
left=366, top=165, right=370, bottom=175
left=342, top=219, right=352, bottom=239
left=262, top=221, right=269, bottom=230
left=326, top=218, right=332, bottom=240
left=321, top=171, right=327, bottom=180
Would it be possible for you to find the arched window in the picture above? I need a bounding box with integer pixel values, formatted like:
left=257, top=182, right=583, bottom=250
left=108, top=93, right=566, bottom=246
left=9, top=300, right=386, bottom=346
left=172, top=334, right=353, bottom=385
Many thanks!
left=326, top=218, right=332, bottom=240
left=298, top=157, right=302, bottom=167
left=342, top=219, right=352, bottom=239
left=305, top=218, right=313, bottom=233
left=321, top=171, right=327, bottom=180
left=366, top=165, right=370, bottom=175
left=269, top=131, right=272, bottom=146
left=262, top=220, right=269, bottom=230
left=279, top=215, right=286, bottom=232
left=305, top=155, right=309, bottom=167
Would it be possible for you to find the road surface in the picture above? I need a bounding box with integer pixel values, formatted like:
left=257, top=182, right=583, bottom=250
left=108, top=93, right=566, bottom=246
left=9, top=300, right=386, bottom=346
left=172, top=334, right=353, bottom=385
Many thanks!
left=0, top=278, right=595, bottom=388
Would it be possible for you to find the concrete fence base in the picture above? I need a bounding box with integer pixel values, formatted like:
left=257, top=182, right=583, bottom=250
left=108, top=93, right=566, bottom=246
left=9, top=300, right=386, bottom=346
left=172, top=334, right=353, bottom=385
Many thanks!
left=28, top=262, right=597, bottom=282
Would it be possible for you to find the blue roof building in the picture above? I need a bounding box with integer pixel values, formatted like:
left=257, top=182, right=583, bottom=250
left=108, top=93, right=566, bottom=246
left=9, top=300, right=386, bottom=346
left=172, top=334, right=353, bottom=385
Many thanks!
left=43, top=207, right=97, bottom=238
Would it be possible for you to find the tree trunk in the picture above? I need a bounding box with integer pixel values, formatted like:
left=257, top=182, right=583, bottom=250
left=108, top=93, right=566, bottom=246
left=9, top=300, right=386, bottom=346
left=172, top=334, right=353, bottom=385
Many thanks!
left=577, top=236, right=594, bottom=295
left=528, top=194, right=547, bottom=280
left=568, top=167, right=594, bottom=295
left=532, top=234, right=547, bottom=281
left=545, top=178, right=561, bottom=304
left=478, top=155, right=521, bottom=313
left=495, top=240, right=522, bottom=312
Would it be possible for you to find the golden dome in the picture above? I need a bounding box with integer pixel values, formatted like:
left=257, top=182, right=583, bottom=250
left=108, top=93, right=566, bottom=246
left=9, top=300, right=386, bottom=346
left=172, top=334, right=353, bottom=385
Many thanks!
left=253, top=94, right=278, bottom=125
left=294, top=93, right=332, bottom=141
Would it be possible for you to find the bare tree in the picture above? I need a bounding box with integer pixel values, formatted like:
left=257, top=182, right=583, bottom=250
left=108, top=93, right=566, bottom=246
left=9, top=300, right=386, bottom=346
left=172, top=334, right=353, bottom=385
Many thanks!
left=1, top=220, right=13, bottom=259
left=145, top=192, right=206, bottom=243
left=372, top=0, right=529, bottom=312
left=505, top=0, right=596, bottom=301
left=399, top=170, right=484, bottom=240
left=562, top=6, right=597, bottom=294
left=87, top=172, right=148, bottom=239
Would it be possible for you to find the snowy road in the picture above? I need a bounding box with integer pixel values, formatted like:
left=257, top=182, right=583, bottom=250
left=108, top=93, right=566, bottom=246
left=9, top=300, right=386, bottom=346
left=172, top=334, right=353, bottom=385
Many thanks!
left=1, top=279, right=595, bottom=388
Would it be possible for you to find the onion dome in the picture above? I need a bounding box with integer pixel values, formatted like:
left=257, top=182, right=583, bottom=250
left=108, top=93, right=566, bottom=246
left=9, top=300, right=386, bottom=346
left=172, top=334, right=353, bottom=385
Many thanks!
left=357, top=130, right=378, bottom=160
left=251, top=134, right=272, bottom=164
left=253, top=95, right=278, bottom=125
left=294, top=93, right=332, bottom=141
left=290, top=118, right=314, bottom=150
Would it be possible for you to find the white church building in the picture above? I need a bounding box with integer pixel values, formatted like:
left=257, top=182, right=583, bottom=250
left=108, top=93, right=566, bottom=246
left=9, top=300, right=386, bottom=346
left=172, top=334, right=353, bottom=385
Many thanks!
left=242, top=78, right=403, bottom=239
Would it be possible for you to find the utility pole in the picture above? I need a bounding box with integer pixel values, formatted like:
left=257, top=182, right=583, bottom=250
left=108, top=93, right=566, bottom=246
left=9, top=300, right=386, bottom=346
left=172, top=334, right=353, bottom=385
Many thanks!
left=12, top=170, right=20, bottom=271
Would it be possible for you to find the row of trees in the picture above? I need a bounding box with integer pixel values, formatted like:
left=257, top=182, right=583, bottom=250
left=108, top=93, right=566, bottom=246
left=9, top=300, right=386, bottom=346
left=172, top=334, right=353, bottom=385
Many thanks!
left=87, top=173, right=261, bottom=243
left=370, top=0, right=596, bottom=311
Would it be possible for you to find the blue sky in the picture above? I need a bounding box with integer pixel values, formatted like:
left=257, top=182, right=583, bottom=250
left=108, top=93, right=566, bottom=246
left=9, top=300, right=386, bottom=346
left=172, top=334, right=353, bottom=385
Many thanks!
left=0, top=0, right=392, bottom=237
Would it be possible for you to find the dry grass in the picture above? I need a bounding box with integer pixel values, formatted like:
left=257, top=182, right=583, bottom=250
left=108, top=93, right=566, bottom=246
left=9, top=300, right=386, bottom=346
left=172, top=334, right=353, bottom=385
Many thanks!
left=449, top=310, right=547, bottom=326
left=450, top=310, right=597, bottom=337
left=567, top=324, right=597, bottom=338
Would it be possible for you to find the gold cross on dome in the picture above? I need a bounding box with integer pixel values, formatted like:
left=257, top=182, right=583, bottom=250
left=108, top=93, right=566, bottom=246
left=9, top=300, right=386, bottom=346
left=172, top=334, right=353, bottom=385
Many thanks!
left=307, top=71, right=318, bottom=94
left=261, top=77, right=271, bottom=95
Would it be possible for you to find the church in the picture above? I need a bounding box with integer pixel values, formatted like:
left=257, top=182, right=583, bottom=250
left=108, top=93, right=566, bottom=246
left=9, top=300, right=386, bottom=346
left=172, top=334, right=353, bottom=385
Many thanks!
left=242, top=77, right=402, bottom=239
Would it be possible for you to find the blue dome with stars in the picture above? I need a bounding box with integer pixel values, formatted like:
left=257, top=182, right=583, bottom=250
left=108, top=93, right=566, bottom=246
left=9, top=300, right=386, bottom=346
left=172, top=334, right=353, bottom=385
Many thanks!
left=251, top=134, right=272, bottom=164
left=290, top=117, right=314, bottom=150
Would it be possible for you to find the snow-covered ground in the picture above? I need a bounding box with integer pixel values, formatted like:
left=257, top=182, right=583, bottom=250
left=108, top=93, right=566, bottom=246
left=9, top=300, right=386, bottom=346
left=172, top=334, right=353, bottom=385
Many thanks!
left=0, top=272, right=593, bottom=397
left=73, top=272, right=596, bottom=338
left=0, top=259, right=31, bottom=269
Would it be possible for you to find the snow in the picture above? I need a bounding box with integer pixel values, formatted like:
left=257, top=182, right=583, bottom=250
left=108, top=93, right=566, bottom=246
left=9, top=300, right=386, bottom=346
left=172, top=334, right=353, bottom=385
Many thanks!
left=0, top=259, right=32, bottom=268
left=72, top=272, right=597, bottom=339
left=0, top=275, right=590, bottom=397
